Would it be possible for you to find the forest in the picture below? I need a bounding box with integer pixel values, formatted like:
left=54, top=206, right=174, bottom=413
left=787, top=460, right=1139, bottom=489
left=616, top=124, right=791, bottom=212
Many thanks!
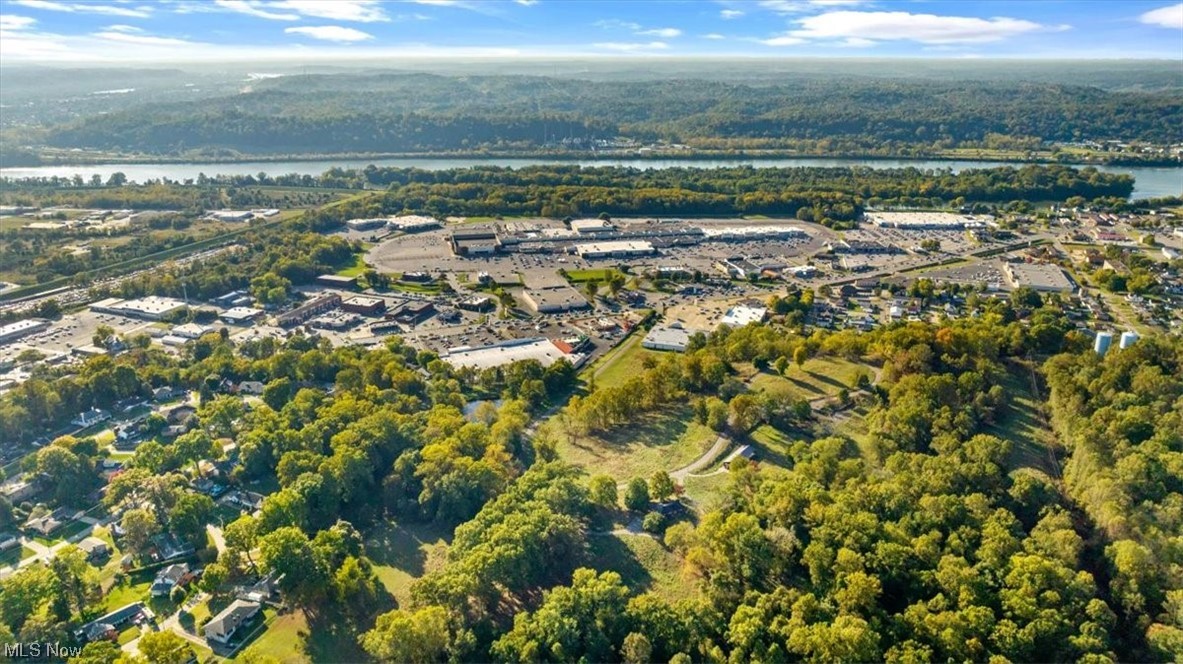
left=28, top=73, right=1183, bottom=157
left=306, top=164, right=1134, bottom=227
left=2, top=277, right=1180, bottom=661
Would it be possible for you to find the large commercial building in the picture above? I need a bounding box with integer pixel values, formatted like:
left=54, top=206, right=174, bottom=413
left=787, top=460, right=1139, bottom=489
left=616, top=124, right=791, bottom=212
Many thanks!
left=642, top=324, right=695, bottom=352
left=315, top=274, right=358, bottom=290
left=522, top=286, right=591, bottom=314
left=1004, top=262, right=1075, bottom=293
left=91, top=296, right=187, bottom=321
left=275, top=293, right=342, bottom=327
left=345, top=218, right=389, bottom=231
left=865, top=211, right=994, bottom=230
left=570, top=219, right=616, bottom=234
left=450, top=229, right=500, bottom=256
left=341, top=296, right=387, bottom=316
left=440, top=337, right=589, bottom=370
left=0, top=318, right=51, bottom=345
left=720, top=305, right=768, bottom=327
left=575, top=241, right=656, bottom=259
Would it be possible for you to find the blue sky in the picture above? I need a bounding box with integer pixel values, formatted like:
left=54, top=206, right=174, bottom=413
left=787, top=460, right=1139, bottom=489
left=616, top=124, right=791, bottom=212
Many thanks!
left=0, top=0, right=1181, bottom=62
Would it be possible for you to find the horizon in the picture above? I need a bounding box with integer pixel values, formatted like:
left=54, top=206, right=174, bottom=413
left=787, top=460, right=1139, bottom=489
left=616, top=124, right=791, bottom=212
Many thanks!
left=0, top=0, right=1181, bottom=64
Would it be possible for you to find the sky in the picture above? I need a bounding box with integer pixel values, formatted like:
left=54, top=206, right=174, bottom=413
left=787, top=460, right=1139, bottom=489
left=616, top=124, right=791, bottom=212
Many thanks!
left=0, top=0, right=1181, bottom=63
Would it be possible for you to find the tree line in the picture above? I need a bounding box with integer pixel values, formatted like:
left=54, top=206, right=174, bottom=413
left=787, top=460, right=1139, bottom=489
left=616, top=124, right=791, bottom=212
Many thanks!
left=36, top=73, right=1183, bottom=155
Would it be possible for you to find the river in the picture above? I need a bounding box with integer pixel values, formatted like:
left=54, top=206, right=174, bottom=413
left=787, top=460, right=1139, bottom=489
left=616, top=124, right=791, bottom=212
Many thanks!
left=3, top=156, right=1180, bottom=200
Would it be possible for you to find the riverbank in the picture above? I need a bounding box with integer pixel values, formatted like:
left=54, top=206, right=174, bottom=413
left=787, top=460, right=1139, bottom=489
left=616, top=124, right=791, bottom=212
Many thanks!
left=8, top=148, right=1181, bottom=169
left=4, top=156, right=1180, bottom=200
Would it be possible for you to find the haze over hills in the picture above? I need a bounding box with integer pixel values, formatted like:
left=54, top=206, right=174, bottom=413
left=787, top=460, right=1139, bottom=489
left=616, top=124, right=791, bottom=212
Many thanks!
left=1, top=60, right=1181, bottom=162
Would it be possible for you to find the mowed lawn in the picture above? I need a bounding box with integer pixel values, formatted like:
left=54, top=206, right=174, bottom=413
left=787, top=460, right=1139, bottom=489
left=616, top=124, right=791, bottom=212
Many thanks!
left=564, top=268, right=625, bottom=283
left=366, top=521, right=451, bottom=608
left=746, top=356, right=875, bottom=401
left=586, top=533, right=692, bottom=602
left=555, top=405, right=718, bottom=481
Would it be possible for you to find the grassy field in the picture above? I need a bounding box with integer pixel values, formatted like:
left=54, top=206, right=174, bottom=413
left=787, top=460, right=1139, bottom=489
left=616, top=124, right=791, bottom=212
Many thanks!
left=239, top=607, right=370, bottom=663
left=984, top=365, right=1060, bottom=476
left=588, top=333, right=661, bottom=388
left=335, top=254, right=369, bottom=277
left=681, top=472, right=732, bottom=512
left=564, top=268, right=625, bottom=283
left=746, top=356, right=874, bottom=401
left=555, top=404, right=717, bottom=480
left=366, top=521, right=451, bottom=608
left=586, top=533, right=692, bottom=601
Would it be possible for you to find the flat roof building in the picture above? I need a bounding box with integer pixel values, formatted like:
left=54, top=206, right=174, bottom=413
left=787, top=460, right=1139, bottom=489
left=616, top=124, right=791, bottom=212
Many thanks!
left=1004, top=262, right=1074, bottom=293
left=458, top=295, right=496, bottom=312
left=0, top=319, right=51, bottom=345
left=389, top=215, right=441, bottom=232
left=391, top=301, right=435, bottom=325
left=440, top=337, right=589, bottom=371
left=316, top=274, right=358, bottom=289
left=275, top=293, right=342, bottom=327
left=720, top=305, right=768, bottom=327
left=345, top=217, right=389, bottom=231
left=221, top=307, right=265, bottom=324
left=570, top=218, right=616, bottom=234
left=642, top=324, right=695, bottom=352
left=342, top=296, right=387, bottom=316
left=91, top=296, right=187, bottom=321
left=576, top=241, right=655, bottom=259
left=865, top=211, right=994, bottom=230
left=522, top=286, right=591, bottom=314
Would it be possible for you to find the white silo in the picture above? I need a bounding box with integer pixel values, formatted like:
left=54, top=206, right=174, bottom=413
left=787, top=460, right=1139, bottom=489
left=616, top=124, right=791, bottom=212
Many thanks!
left=1119, top=331, right=1139, bottom=349
left=1094, top=331, right=1114, bottom=355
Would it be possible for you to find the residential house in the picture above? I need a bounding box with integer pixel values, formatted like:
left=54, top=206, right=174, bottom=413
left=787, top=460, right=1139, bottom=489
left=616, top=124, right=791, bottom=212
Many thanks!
left=75, top=603, right=149, bottom=642
left=203, top=599, right=261, bottom=645
left=24, top=512, right=64, bottom=537
left=71, top=407, right=111, bottom=428
left=150, top=563, right=192, bottom=597
left=78, top=537, right=110, bottom=563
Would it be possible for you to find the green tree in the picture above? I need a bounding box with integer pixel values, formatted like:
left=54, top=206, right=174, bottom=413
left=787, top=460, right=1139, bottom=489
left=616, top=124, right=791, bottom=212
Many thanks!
left=588, top=475, right=618, bottom=509
left=121, top=508, right=160, bottom=557
left=491, top=569, right=631, bottom=663
left=136, top=630, right=195, bottom=664
left=359, top=605, right=452, bottom=663
left=624, top=478, right=650, bottom=512
left=648, top=471, right=675, bottom=502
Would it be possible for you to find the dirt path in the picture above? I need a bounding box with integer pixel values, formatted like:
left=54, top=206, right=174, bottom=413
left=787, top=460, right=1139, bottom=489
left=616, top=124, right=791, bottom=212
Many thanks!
left=671, top=435, right=731, bottom=482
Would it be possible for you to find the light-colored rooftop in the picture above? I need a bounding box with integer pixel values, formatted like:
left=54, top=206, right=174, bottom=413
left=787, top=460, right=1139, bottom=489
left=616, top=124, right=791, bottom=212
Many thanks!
left=440, top=337, right=581, bottom=370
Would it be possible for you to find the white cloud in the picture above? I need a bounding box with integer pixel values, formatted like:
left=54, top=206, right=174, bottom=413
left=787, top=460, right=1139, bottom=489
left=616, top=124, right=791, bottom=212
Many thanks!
left=272, top=1, right=388, bottom=22
left=720, top=9, right=743, bottom=19
left=637, top=27, right=681, bottom=38
left=103, top=24, right=143, bottom=33
left=213, top=0, right=299, bottom=20
left=514, top=0, right=538, bottom=5
left=594, top=19, right=642, bottom=31
left=758, top=0, right=869, bottom=13
left=285, top=25, right=374, bottom=42
left=12, top=0, right=152, bottom=18
left=212, top=0, right=388, bottom=22
left=93, top=30, right=193, bottom=46
left=760, top=35, right=806, bottom=46
left=1140, top=3, right=1183, bottom=29
left=837, top=36, right=875, bottom=47
left=703, top=33, right=726, bottom=40
left=782, top=10, right=1047, bottom=45
left=593, top=41, right=669, bottom=52
left=0, top=14, right=37, bottom=30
